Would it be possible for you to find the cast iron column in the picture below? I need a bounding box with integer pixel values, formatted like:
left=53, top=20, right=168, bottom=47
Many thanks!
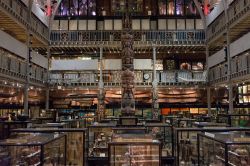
left=222, top=0, right=233, bottom=114
left=97, top=47, right=105, bottom=121
left=152, top=46, right=159, bottom=119
left=206, top=45, right=211, bottom=116
left=24, top=0, right=33, bottom=115
left=45, top=47, right=50, bottom=111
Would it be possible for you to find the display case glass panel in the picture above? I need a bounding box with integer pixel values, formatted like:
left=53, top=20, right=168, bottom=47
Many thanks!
left=145, top=123, right=173, bottom=157
left=88, top=124, right=115, bottom=158
left=109, top=134, right=161, bottom=166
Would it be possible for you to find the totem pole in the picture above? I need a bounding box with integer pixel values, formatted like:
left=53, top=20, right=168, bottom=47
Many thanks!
left=121, top=9, right=135, bottom=117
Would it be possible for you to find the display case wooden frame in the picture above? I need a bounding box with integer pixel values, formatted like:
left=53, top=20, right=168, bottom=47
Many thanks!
left=11, top=128, right=86, bottom=166
left=108, top=134, right=161, bottom=166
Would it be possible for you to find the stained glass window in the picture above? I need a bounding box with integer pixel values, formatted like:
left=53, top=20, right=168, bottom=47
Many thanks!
left=167, top=0, right=175, bottom=15
left=59, top=0, right=69, bottom=16
left=70, top=0, right=78, bottom=16
left=176, top=0, right=184, bottom=15
left=158, top=0, right=167, bottom=15
left=88, top=0, right=96, bottom=16
left=185, top=0, right=197, bottom=16
left=79, top=0, right=88, bottom=16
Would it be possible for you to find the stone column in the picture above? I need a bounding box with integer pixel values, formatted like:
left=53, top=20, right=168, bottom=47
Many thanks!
left=97, top=47, right=105, bottom=121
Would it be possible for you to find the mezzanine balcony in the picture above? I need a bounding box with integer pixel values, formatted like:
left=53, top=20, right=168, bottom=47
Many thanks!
left=0, top=0, right=49, bottom=46
left=49, top=70, right=207, bottom=88
left=0, top=50, right=47, bottom=86
left=207, top=0, right=250, bottom=50
left=50, top=30, right=205, bottom=49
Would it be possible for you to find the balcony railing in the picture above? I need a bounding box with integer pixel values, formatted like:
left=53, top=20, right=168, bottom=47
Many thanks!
left=50, top=30, right=205, bottom=45
left=0, top=0, right=49, bottom=42
left=207, top=0, right=250, bottom=42
left=0, top=49, right=47, bottom=84
left=49, top=70, right=207, bottom=87
left=209, top=52, right=250, bottom=84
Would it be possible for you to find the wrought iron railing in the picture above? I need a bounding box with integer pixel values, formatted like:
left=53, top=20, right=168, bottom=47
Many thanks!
left=209, top=51, right=250, bottom=83
left=50, top=30, right=205, bottom=44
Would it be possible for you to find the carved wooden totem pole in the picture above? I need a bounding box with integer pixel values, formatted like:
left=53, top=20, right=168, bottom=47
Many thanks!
left=121, top=14, right=135, bottom=116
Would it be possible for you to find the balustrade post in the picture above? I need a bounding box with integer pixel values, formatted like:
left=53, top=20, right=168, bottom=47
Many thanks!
left=152, top=46, right=159, bottom=120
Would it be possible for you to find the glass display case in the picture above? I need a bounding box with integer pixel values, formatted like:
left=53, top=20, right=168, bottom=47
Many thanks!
left=164, top=115, right=182, bottom=126
left=0, top=121, right=31, bottom=139
left=177, top=118, right=196, bottom=127
left=198, top=131, right=250, bottom=166
left=32, top=117, right=54, bottom=124
left=0, top=133, right=66, bottom=165
left=79, top=116, right=96, bottom=127
left=216, top=114, right=250, bottom=127
left=109, top=134, right=161, bottom=166
left=11, top=128, right=86, bottom=166
left=88, top=123, right=116, bottom=158
left=175, top=127, right=250, bottom=166
left=145, top=123, right=173, bottom=157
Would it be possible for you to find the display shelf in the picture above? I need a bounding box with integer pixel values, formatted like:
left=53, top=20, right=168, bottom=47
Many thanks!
left=175, top=127, right=250, bottom=166
left=11, top=128, right=86, bottom=166
left=0, top=133, right=66, bottom=166
left=198, top=131, right=250, bottom=166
